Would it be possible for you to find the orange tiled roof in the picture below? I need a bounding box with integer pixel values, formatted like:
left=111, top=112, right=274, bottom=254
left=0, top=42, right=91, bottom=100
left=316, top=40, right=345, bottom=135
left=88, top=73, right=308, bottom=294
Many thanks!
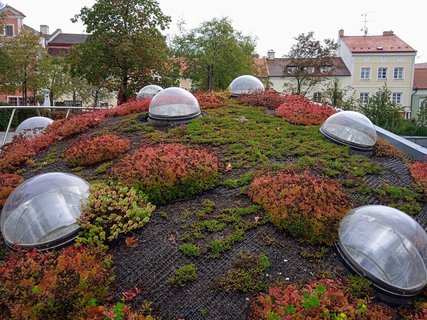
left=340, top=34, right=416, bottom=54
left=414, top=68, right=427, bottom=90
left=253, top=57, right=269, bottom=78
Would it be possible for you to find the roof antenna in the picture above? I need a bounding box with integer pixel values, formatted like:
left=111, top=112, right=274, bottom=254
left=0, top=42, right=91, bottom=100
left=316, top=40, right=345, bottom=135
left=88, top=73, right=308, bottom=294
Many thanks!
left=361, top=12, right=369, bottom=36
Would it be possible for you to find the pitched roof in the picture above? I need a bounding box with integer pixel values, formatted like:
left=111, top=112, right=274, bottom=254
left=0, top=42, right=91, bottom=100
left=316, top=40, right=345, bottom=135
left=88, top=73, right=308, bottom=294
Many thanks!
left=266, top=57, right=351, bottom=77
left=1, top=4, right=25, bottom=17
left=414, top=68, right=427, bottom=90
left=340, top=33, right=416, bottom=54
left=48, top=33, right=89, bottom=45
left=253, top=57, right=269, bottom=78
left=415, top=63, right=427, bottom=69
left=23, top=24, right=39, bottom=35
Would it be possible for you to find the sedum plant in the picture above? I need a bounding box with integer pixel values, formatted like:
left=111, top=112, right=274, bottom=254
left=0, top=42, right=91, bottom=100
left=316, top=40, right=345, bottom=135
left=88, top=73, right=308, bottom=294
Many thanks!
left=76, top=182, right=155, bottom=248
left=248, top=171, right=351, bottom=245
left=64, top=134, right=130, bottom=167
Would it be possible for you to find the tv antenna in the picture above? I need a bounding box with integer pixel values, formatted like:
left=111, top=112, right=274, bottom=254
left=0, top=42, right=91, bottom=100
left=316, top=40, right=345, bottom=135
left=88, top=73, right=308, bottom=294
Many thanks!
left=361, top=12, right=371, bottom=36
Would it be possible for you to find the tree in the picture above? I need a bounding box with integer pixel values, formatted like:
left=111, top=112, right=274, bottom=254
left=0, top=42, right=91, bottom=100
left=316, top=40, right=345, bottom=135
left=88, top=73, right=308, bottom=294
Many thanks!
left=172, top=17, right=256, bottom=91
left=0, top=31, right=48, bottom=105
left=72, top=0, right=174, bottom=104
left=360, top=83, right=401, bottom=127
left=322, top=78, right=358, bottom=110
left=283, top=32, right=338, bottom=95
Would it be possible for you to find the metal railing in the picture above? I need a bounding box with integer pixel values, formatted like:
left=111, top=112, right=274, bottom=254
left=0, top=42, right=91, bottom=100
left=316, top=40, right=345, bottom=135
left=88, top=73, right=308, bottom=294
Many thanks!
left=1, top=105, right=111, bottom=146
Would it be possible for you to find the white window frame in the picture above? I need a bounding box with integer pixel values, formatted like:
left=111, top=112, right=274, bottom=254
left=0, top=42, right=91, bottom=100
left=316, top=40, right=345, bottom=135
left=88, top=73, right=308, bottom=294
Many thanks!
left=7, top=96, right=23, bottom=106
left=377, top=67, right=387, bottom=80
left=360, top=67, right=371, bottom=80
left=392, top=92, right=403, bottom=105
left=313, top=92, right=322, bottom=102
left=5, top=24, right=14, bottom=37
left=393, top=67, right=404, bottom=80
left=359, top=92, right=369, bottom=106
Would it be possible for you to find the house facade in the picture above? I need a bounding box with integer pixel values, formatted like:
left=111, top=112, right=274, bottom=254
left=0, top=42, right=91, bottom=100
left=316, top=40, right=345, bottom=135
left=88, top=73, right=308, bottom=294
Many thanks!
left=412, top=63, right=427, bottom=119
left=263, top=50, right=351, bottom=102
left=337, top=29, right=416, bottom=118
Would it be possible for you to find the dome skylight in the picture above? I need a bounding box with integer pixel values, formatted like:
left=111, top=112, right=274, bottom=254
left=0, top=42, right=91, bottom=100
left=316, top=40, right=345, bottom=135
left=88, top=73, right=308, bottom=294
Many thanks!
left=136, top=84, right=163, bottom=99
left=320, top=111, right=377, bottom=150
left=229, top=75, right=264, bottom=96
left=337, top=205, right=427, bottom=297
left=1, top=172, right=90, bottom=250
left=15, top=116, right=53, bottom=138
left=148, top=87, right=201, bottom=122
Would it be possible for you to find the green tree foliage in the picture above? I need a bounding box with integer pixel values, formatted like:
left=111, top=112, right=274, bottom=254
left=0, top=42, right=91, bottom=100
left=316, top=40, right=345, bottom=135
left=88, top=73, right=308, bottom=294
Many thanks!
left=284, top=32, right=338, bottom=95
left=172, top=17, right=256, bottom=91
left=416, top=100, right=427, bottom=127
left=71, top=0, right=176, bottom=104
left=322, top=78, right=357, bottom=110
left=360, top=83, right=401, bottom=127
left=0, top=31, right=47, bottom=105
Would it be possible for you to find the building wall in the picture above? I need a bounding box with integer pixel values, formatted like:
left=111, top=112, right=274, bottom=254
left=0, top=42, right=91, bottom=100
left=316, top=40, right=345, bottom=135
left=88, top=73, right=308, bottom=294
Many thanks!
left=350, top=53, right=415, bottom=108
left=412, top=90, right=427, bottom=118
left=268, top=76, right=352, bottom=99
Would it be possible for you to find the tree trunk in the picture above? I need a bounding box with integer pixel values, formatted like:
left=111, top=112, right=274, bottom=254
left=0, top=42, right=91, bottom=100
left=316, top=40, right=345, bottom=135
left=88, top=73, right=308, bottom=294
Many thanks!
left=207, top=65, right=214, bottom=92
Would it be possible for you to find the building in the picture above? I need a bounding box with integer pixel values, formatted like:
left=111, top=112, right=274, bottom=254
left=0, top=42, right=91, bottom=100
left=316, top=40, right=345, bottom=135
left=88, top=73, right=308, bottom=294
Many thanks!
left=263, top=50, right=351, bottom=101
left=337, top=29, right=416, bottom=118
left=412, top=63, right=427, bottom=118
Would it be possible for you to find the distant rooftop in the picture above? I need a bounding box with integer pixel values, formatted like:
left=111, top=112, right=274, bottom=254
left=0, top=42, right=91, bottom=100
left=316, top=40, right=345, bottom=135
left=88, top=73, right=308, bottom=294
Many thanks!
left=339, top=30, right=416, bottom=54
left=48, top=33, right=89, bottom=45
left=414, top=68, right=427, bottom=90
left=415, top=63, right=427, bottom=69
left=267, top=57, right=351, bottom=77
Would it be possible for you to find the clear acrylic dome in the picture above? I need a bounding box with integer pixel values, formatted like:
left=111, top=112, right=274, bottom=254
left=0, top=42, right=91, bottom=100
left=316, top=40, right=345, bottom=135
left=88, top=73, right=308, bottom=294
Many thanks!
left=15, top=116, right=53, bottom=138
left=136, top=84, right=163, bottom=99
left=320, top=111, right=377, bottom=150
left=1, top=172, right=90, bottom=250
left=229, top=75, right=264, bottom=96
left=337, top=205, right=427, bottom=296
left=148, top=87, right=201, bottom=122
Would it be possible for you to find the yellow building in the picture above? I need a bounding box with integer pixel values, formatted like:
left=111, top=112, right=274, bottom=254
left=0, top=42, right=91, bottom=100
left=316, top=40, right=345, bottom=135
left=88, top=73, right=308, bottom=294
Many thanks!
left=337, top=30, right=416, bottom=118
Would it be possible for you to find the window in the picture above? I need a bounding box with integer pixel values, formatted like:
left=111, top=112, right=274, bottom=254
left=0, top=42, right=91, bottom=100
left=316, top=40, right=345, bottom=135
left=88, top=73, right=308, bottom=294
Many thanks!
left=313, top=92, right=322, bottom=102
left=359, top=93, right=369, bottom=106
left=304, top=67, right=315, bottom=74
left=377, top=67, right=387, bottom=80
left=7, top=96, right=23, bottom=106
left=5, top=25, right=14, bottom=37
left=392, top=92, right=402, bottom=105
left=360, top=67, right=370, bottom=80
left=394, top=67, right=404, bottom=80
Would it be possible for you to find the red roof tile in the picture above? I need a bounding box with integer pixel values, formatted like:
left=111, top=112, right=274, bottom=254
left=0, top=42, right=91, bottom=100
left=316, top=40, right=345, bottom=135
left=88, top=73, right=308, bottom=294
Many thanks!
left=340, top=34, right=416, bottom=54
left=414, top=68, right=427, bottom=89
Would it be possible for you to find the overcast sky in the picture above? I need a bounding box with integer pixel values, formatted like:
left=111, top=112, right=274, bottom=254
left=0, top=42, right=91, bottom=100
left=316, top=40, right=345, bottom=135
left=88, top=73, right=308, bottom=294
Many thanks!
left=5, top=0, right=426, bottom=63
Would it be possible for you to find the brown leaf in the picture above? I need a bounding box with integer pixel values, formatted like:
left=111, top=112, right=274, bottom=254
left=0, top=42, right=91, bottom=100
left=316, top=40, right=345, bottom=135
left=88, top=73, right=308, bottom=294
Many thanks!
left=125, top=236, right=138, bottom=247
left=226, top=163, right=233, bottom=172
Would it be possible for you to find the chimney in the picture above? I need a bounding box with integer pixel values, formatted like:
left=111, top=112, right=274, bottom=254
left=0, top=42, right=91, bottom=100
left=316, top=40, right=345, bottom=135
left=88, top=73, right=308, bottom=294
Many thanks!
left=339, top=29, right=344, bottom=37
left=40, top=25, right=49, bottom=35
left=383, top=30, right=394, bottom=36
left=267, top=49, right=275, bottom=60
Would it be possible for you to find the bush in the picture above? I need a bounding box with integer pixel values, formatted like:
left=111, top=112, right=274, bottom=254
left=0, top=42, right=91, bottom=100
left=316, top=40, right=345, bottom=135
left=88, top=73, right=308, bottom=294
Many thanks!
left=237, top=89, right=287, bottom=109
left=0, top=173, right=23, bottom=207
left=64, top=134, right=130, bottom=167
left=0, top=247, right=113, bottom=320
left=179, top=243, right=201, bottom=257
left=248, top=171, right=351, bottom=244
left=194, top=91, right=225, bottom=109
left=77, top=182, right=155, bottom=248
left=248, top=278, right=396, bottom=320
left=111, top=143, right=219, bottom=204
left=408, top=161, right=427, bottom=196
left=276, top=95, right=335, bottom=125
